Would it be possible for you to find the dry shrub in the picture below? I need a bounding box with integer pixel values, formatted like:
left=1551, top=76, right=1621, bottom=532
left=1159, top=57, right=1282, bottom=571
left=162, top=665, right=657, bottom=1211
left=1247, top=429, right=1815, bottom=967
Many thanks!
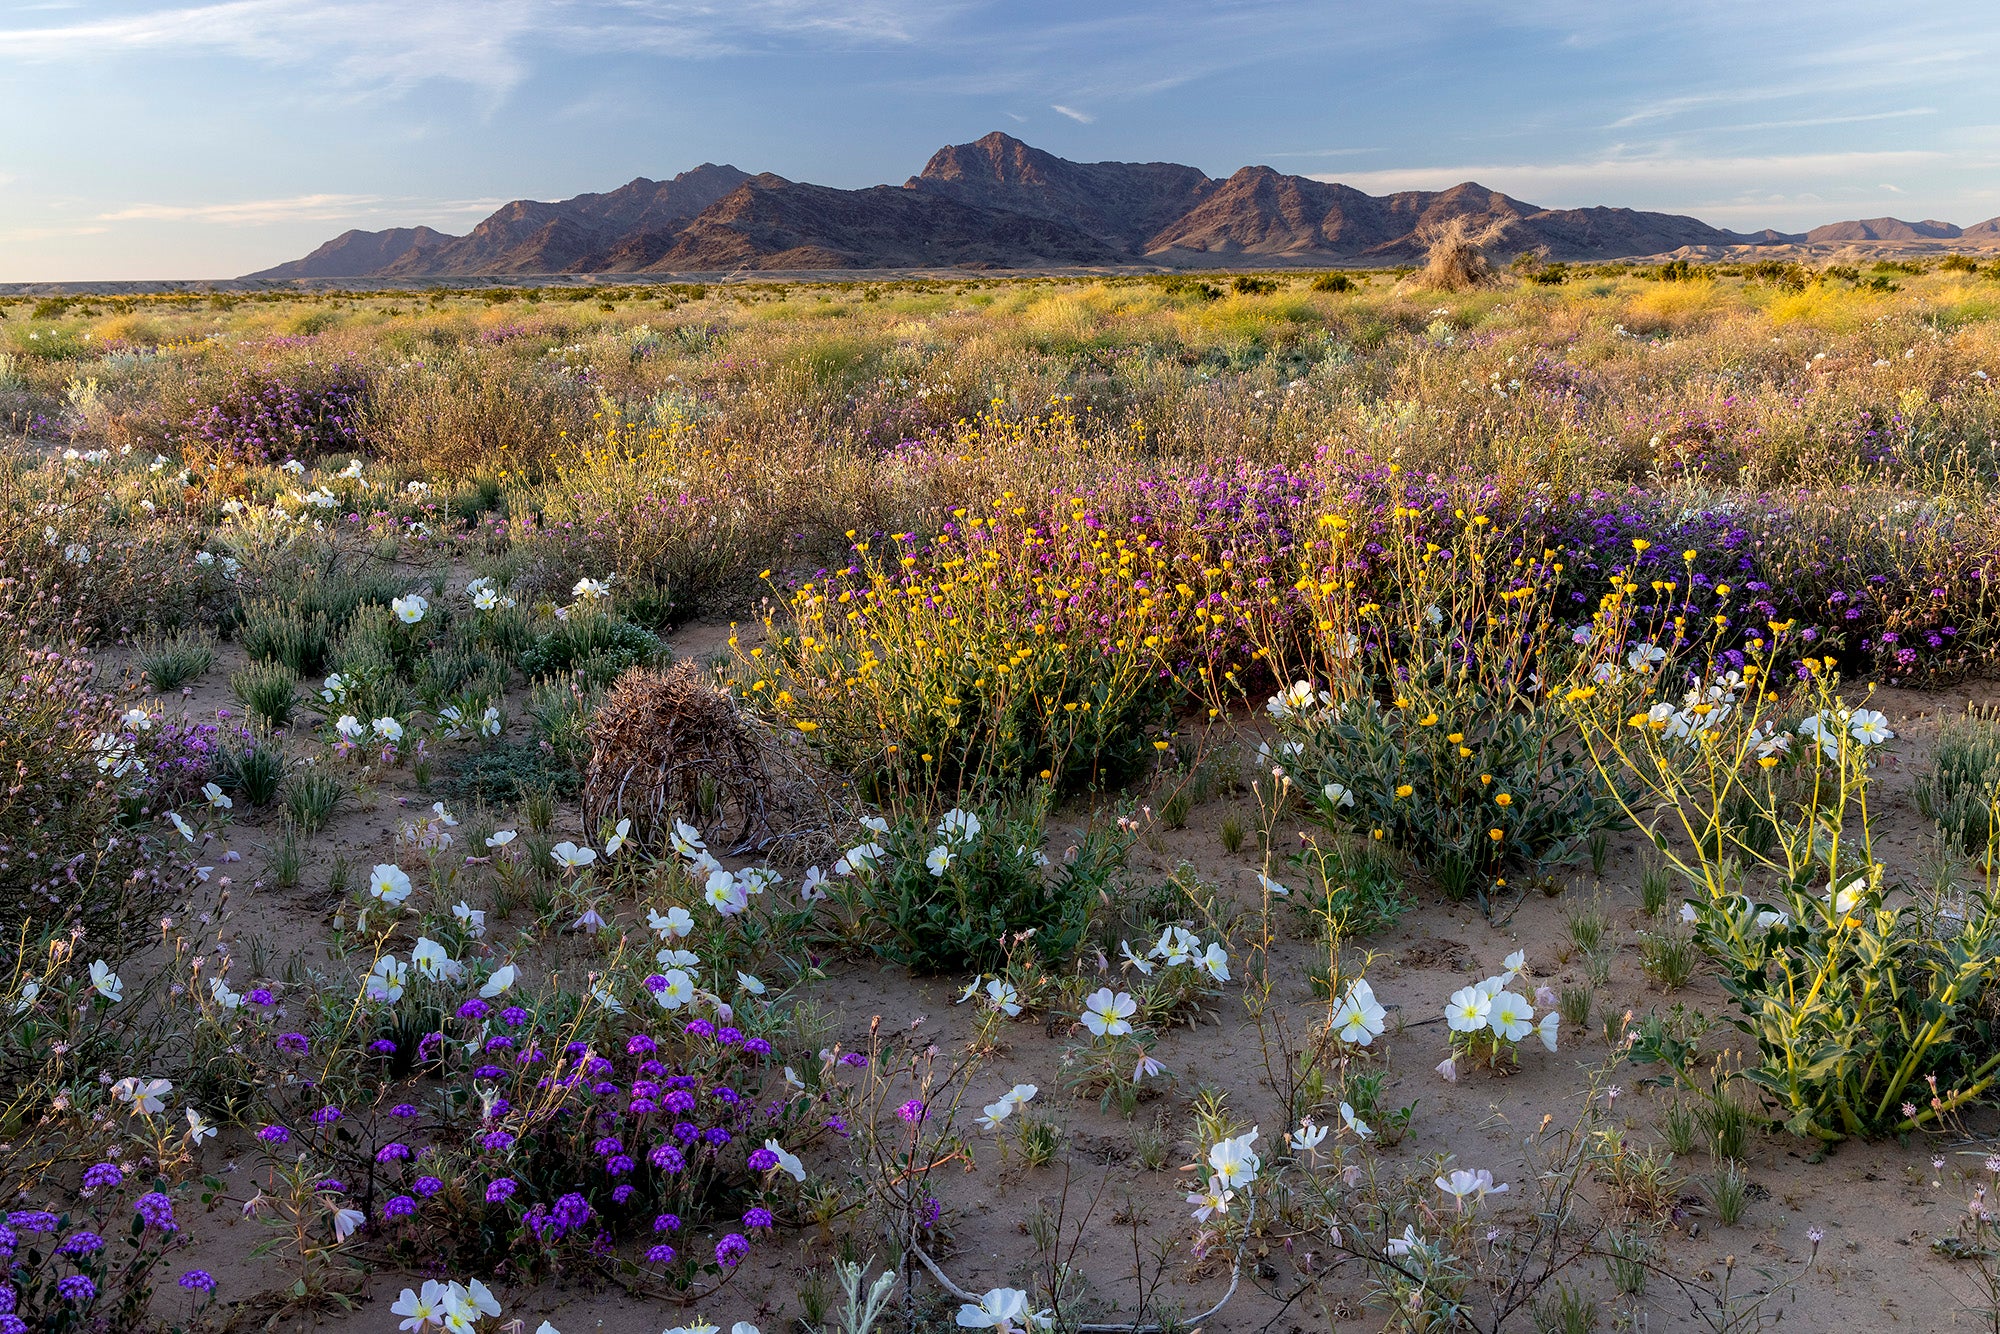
left=1405, top=216, right=1511, bottom=293
left=363, top=345, right=592, bottom=480
left=583, top=663, right=845, bottom=862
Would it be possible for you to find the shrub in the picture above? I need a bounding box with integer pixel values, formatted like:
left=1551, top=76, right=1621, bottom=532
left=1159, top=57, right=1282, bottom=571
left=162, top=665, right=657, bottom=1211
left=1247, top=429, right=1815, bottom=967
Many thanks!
left=750, top=516, right=1181, bottom=802
left=134, top=628, right=216, bottom=690
left=0, top=573, right=154, bottom=949
left=1591, top=655, right=2000, bottom=1141
left=230, top=660, right=299, bottom=727
left=834, top=800, right=1128, bottom=973
left=240, top=597, right=334, bottom=677
left=517, top=606, right=664, bottom=688
left=1914, top=713, right=2000, bottom=856
left=1267, top=522, right=1625, bottom=902
left=174, top=351, right=369, bottom=467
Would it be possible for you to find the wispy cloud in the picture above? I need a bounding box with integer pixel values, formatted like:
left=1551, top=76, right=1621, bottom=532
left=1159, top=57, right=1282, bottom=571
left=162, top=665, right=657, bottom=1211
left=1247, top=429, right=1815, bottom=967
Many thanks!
left=0, top=0, right=949, bottom=96
left=1049, top=104, right=1093, bottom=124
left=94, top=193, right=506, bottom=225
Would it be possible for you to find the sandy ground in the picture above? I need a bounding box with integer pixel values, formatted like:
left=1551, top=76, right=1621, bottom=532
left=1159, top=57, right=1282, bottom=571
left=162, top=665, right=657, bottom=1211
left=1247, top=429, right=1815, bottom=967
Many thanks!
left=121, top=631, right=2000, bottom=1333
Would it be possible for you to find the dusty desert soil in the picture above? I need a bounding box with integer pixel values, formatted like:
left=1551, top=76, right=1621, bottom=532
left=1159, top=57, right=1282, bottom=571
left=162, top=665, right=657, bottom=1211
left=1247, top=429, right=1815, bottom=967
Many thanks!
left=133, top=633, right=2000, bottom=1333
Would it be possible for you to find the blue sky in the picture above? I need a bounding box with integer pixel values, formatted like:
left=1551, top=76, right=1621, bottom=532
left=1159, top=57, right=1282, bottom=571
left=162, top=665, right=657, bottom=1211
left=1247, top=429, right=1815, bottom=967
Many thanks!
left=2, top=0, right=1996, bottom=280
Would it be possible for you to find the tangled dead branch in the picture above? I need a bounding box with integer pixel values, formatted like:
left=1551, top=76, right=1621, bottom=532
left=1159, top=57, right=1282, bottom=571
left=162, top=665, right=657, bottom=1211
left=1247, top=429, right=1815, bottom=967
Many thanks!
left=1404, top=214, right=1512, bottom=292
left=583, top=662, right=848, bottom=863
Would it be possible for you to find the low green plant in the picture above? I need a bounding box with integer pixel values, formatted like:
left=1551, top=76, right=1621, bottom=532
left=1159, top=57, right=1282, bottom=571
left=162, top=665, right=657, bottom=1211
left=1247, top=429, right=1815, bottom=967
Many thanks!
left=1638, top=925, right=1698, bottom=990
left=134, top=627, right=216, bottom=689
left=1531, top=1284, right=1598, bottom=1334
left=1219, top=813, right=1246, bottom=854
left=517, top=606, right=663, bottom=688
left=241, top=597, right=334, bottom=677
left=1709, top=1160, right=1750, bottom=1226
left=222, top=732, right=284, bottom=805
left=1270, top=527, right=1625, bottom=908
left=1287, top=833, right=1410, bottom=939
left=854, top=799, right=1129, bottom=974
left=1586, top=662, right=2000, bottom=1141
left=1916, top=714, right=2000, bottom=857
left=285, top=770, right=344, bottom=834
left=230, top=660, right=299, bottom=726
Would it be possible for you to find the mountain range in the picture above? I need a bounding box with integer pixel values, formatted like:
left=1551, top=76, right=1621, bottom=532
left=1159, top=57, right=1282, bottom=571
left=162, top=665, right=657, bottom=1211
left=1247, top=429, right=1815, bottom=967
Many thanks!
left=246, top=132, right=2000, bottom=280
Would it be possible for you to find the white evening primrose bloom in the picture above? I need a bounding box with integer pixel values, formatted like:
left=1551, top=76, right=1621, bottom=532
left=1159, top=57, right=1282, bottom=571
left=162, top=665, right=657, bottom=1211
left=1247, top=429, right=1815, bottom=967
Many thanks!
left=648, top=905, right=695, bottom=939
left=737, top=972, right=766, bottom=996
left=1827, top=876, right=1867, bottom=917
left=168, top=810, right=195, bottom=842
left=938, top=808, right=982, bottom=844
left=1322, top=781, right=1356, bottom=809
left=1150, top=925, right=1199, bottom=967
left=604, top=818, right=631, bottom=855
left=670, top=819, right=706, bottom=857
left=985, top=978, right=1022, bottom=1016
left=1340, top=1102, right=1374, bottom=1139
left=657, top=948, right=699, bottom=969
left=1256, top=872, right=1289, bottom=898
left=472, top=586, right=501, bottom=610
left=332, top=1206, right=366, bottom=1242
left=335, top=714, right=365, bottom=740
left=800, top=865, right=829, bottom=900
left=479, top=964, right=518, bottom=998
left=1290, top=1118, right=1330, bottom=1152
left=1186, top=1177, right=1235, bottom=1223
left=394, top=1282, right=448, bottom=1331
left=1197, top=942, right=1231, bottom=982
left=1627, top=642, right=1666, bottom=672
left=1331, top=978, right=1387, bottom=1046
left=655, top=969, right=697, bottom=1010
left=208, top=976, right=242, bottom=1009
left=90, top=960, right=124, bottom=1001
left=1488, top=991, right=1535, bottom=1043
left=411, top=937, right=461, bottom=982
left=369, top=863, right=413, bottom=906
left=390, top=594, right=428, bottom=625
left=763, top=1139, right=805, bottom=1181
left=1080, top=988, right=1136, bottom=1038
left=955, top=1288, right=1051, bottom=1332
left=485, top=829, right=516, bottom=849
left=859, top=814, right=890, bottom=835
left=1207, top=1129, right=1261, bottom=1188
left=1501, top=949, right=1526, bottom=980
left=1118, top=940, right=1155, bottom=975
left=372, top=716, right=404, bottom=742
left=111, top=1076, right=172, bottom=1115
left=925, top=845, right=956, bottom=876
left=1436, top=1168, right=1507, bottom=1210
left=366, top=955, right=410, bottom=1004
left=705, top=869, right=748, bottom=915
left=551, top=841, right=597, bottom=870
left=1849, top=709, right=1893, bottom=746
left=203, top=782, right=232, bottom=810
left=1537, top=1010, right=1561, bottom=1052
left=186, top=1107, right=217, bottom=1144
left=452, top=901, right=487, bottom=938
left=1446, top=986, right=1492, bottom=1033
left=571, top=576, right=611, bottom=600
left=976, top=1099, right=1015, bottom=1131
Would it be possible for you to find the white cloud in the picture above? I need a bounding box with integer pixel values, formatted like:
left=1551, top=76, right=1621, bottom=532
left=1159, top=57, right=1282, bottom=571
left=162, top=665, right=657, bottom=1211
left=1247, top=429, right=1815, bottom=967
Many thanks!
left=0, top=0, right=949, bottom=96
left=97, top=193, right=387, bottom=225
left=1050, top=104, right=1093, bottom=124
left=94, top=193, right=508, bottom=226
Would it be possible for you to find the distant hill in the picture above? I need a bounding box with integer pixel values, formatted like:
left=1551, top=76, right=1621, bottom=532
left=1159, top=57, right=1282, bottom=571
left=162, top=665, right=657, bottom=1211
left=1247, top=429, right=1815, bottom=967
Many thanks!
left=279, top=133, right=2000, bottom=280
left=1804, top=216, right=1963, bottom=243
